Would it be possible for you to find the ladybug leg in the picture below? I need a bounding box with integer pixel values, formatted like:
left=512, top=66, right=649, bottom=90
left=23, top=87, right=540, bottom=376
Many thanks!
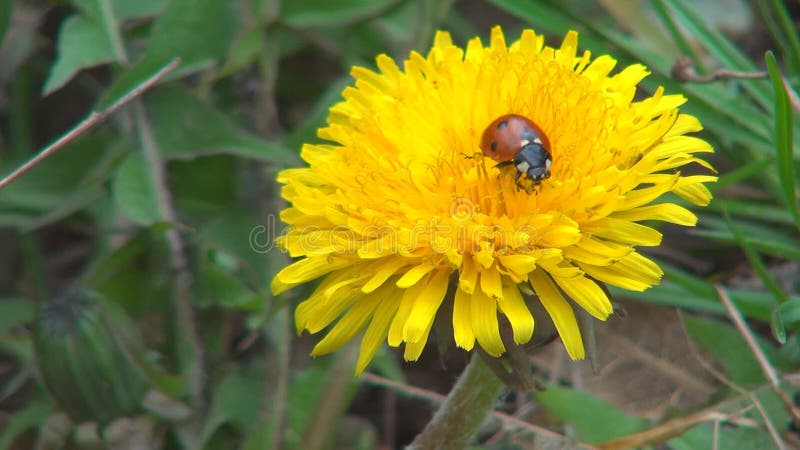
left=516, top=182, right=527, bottom=192
left=461, top=152, right=485, bottom=160
left=514, top=171, right=526, bottom=191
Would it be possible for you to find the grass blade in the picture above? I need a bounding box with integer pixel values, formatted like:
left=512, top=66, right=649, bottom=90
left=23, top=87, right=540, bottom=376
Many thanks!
left=651, top=0, right=704, bottom=71
left=764, top=51, right=799, bottom=231
left=756, top=0, right=800, bottom=75
left=723, top=208, right=788, bottom=304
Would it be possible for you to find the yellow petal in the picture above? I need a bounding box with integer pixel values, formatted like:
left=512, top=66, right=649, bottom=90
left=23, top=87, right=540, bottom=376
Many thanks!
left=674, top=179, right=715, bottom=206
left=295, top=270, right=357, bottom=332
left=582, top=218, right=662, bottom=246
left=666, top=114, right=703, bottom=136
left=498, top=254, right=539, bottom=277
left=403, top=269, right=451, bottom=343
left=612, top=203, right=697, bottom=226
left=536, top=223, right=582, bottom=247
left=458, top=255, right=478, bottom=294
left=490, top=26, right=507, bottom=52
left=564, top=238, right=631, bottom=266
left=272, top=256, right=352, bottom=294
left=312, top=294, right=381, bottom=356
left=362, top=258, right=409, bottom=293
left=549, top=272, right=613, bottom=320
left=355, top=286, right=403, bottom=374
left=387, top=279, right=427, bottom=346
left=403, top=320, right=435, bottom=361
left=558, top=30, right=579, bottom=61
left=471, top=288, right=505, bottom=357
left=580, top=264, right=651, bottom=291
left=538, top=257, right=582, bottom=279
left=396, top=264, right=435, bottom=288
left=452, top=287, right=475, bottom=350
left=304, top=289, right=362, bottom=334
left=578, top=252, right=662, bottom=292
left=529, top=270, right=585, bottom=359
left=498, top=284, right=534, bottom=344
left=479, top=265, right=504, bottom=300
left=621, top=175, right=680, bottom=209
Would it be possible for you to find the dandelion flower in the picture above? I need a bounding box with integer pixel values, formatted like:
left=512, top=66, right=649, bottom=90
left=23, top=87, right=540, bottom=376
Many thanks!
left=272, top=27, right=716, bottom=374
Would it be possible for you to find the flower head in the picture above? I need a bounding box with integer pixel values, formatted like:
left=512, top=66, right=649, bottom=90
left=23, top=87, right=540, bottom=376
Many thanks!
left=272, top=27, right=716, bottom=374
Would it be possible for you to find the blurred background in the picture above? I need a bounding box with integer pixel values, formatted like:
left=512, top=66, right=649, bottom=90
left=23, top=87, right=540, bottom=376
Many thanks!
left=1, top=0, right=799, bottom=449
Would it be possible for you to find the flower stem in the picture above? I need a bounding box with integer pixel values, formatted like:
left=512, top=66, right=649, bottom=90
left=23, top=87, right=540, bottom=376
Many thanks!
left=408, top=353, right=503, bottom=450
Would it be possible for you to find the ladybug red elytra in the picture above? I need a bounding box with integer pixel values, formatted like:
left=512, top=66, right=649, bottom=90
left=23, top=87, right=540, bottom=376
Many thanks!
left=479, top=114, right=552, bottom=190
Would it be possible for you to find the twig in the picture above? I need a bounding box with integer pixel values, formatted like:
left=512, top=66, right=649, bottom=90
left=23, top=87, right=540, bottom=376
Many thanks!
left=0, top=58, right=181, bottom=190
left=672, top=56, right=800, bottom=113
left=716, top=285, right=780, bottom=385
left=672, top=56, right=767, bottom=82
left=715, top=284, right=800, bottom=425
left=597, top=407, right=748, bottom=450
left=361, top=371, right=594, bottom=448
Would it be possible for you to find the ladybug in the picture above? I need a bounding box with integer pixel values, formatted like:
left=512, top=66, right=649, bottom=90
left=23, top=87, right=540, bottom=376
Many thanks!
left=479, top=114, right=552, bottom=191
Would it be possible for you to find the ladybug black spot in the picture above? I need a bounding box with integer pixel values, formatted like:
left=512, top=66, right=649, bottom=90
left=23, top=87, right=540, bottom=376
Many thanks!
left=490, top=141, right=498, bottom=152
left=496, top=120, right=509, bottom=130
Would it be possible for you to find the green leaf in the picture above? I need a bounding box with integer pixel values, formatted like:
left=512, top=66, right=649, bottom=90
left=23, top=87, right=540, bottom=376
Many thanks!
left=756, top=0, right=800, bottom=75
left=0, top=138, right=111, bottom=223
left=112, top=0, right=166, bottom=20
left=200, top=208, right=269, bottom=284
left=709, top=198, right=794, bottom=226
left=198, top=365, right=265, bottom=447
left=771, top=297, right=800, bottom=344
left=695, top=215, right=800, bottom=261
left=0, top=0, right=12, bottom=46
left=217, top=27, right=263, bottom=78
left=146, top=86, right=298, bottom=164
left=683, top=315, right=791, bottom=386
left=42, top=14, right=117, bottom=94
left=765, top=51, right=799, bottom=230
left=0, top=401, right=54, bottom=450
left=534, top=386, right=646, bottom=443
left=0, top=400, right=53, bottom=450
left=170, top=155, right=234, bottom=219
left=196, top=252, right=259, bottom=310
left=280, top=0, right=401, bottom=27
left=144, top=0, right=237, bottom=67
left=0, top=298, right=35, bottom=331
left=284, top=364, right=335, bottom=446
left=670, top=421, right=777, bottom=450
left=98, top=0, right=237, bottom=109
left=113, top=153, right=162, bottom=225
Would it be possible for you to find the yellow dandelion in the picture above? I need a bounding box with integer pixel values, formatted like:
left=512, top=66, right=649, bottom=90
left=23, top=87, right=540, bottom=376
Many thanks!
left=272, top=26, right=716, bottom=374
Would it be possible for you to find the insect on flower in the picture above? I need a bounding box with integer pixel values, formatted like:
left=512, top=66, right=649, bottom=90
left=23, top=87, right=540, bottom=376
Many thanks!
left=479, top=114, right=553, bottom=192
